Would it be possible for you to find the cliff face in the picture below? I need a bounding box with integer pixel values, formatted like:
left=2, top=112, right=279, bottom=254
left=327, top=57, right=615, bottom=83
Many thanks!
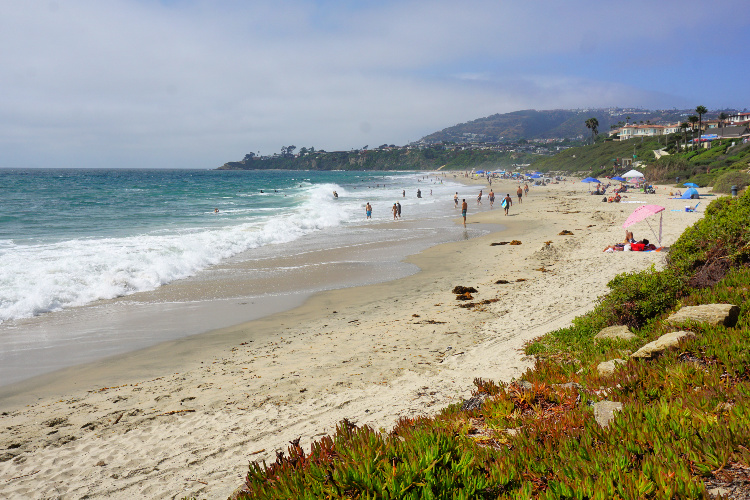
left=218, top=148, right=534, bottom=171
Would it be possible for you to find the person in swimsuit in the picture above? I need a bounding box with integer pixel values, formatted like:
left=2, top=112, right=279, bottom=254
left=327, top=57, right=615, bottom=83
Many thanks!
left=454, top=192, right=458, bottom=208
left=489, top=189, right=495, bottom=208
left=396, top=202, right=401, bottom=218
left=517, top=186, right=523, bottom=204
left=503, top=193, right=513, bottom=216
left=365, top=202, right=372, bottom=219
left=477, top=190, right=482, bottom=205
left=461, top=199, right=468, bottom=227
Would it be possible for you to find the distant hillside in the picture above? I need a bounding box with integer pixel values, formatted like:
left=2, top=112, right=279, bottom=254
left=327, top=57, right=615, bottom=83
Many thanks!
left=219, top=147, right=538, bottom=171
left=418, top=108, right=725, bottom=143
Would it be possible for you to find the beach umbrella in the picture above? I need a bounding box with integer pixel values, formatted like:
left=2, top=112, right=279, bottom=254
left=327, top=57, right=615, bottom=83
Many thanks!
left=612, top=176, right=626, bottom=182
left=476, top=170, right=484, bottom=174
left=529, top=174, right=541, bottom=178
left=683, top=182, right=699, bottom=188
left=622, top=169, right=644, bottom=178
left=623, top=204, right=665, bottom=247
left=581, top=177, right=600, bottom=183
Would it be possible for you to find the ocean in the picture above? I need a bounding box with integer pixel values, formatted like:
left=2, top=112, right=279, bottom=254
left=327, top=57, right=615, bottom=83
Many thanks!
left=0, top=168, right=499, bottom=387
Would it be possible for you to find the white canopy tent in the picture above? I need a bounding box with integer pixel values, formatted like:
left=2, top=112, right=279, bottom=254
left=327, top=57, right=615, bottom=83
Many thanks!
left=622, top=169, right=644, bottom=178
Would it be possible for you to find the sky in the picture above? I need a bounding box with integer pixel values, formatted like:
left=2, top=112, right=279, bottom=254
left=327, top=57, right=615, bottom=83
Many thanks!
left=1, top=0, right=749, bottom=169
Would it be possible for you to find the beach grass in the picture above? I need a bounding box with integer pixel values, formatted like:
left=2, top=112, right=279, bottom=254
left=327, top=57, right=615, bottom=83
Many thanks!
left=225, top=190, right=750, bottom=498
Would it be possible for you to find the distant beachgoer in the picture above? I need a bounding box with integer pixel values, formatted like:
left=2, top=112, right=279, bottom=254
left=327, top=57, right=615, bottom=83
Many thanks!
left=524, top=184, right=529, bottom=194
left=333, top=191, right=338, bottom=198
left=477, top=190, right=482, bottom=205
left=430, top=189, right=432, bottom=196
left=392, top=203, right=398, bottom=220
left=517, top=186, right=523, bottom=204
left=417, top=189, right=422, bottom=198
left=454, top=192, right=458, bottom=208
left=489, top=189, right=495, bottom=208
left=397, top=202, right=402, bottom=218
left=461, top=199, right=468, bottom=227
left=365, top=202, right=372, bottom=219
left=503, top=193, right=513, bottom=216
left=402, top=190, right=405, bottom=198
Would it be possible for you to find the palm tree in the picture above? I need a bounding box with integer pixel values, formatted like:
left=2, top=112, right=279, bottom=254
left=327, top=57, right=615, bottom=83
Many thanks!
left=695, top=105, right=708, bottom=140
left=680, top=122, right=690, bottom=151
left=688, top=116, right=699, bottom=149
left=585, top=117, right=599, bottom=145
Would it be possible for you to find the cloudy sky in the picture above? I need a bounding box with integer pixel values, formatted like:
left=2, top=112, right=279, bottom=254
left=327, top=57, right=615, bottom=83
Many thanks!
left=2, top=0, right=749, bottom=169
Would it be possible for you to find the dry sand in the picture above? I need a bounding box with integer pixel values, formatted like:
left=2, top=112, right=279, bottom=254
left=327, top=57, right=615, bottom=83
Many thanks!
left=0, top=179, right=706, bottom=499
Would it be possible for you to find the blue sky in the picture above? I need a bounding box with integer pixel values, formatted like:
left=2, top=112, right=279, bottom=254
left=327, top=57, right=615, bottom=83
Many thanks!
left=1, top=0, right=748, bottom=169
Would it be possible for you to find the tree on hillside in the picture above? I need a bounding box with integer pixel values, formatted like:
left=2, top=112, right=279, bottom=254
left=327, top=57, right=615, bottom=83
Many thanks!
left=688, top=116, right=699, bottom=149
left=680, top=122, right=690, bottom=151
left=585, top=117, right=599, bottom=145
left=243, top=152, right=256, bottom=162
left=695, top=105, right=708, bottom=139
left=718, top=111, right=728, bottom=137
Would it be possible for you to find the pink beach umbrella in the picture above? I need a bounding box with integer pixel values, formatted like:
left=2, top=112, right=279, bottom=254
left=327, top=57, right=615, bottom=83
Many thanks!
left=623, top=204, right=665, bottom=247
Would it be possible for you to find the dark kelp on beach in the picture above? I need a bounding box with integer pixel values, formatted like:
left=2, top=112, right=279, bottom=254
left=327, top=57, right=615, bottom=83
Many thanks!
left=208, top=190, right=750, bottom=500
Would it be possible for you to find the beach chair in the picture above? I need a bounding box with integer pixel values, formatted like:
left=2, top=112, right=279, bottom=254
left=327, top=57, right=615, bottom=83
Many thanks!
left=685, top=202, right=700, bottom=212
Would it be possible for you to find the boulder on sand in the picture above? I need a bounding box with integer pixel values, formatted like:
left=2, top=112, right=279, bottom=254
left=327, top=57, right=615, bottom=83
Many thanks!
left=666, top=304, right=739, bottom=327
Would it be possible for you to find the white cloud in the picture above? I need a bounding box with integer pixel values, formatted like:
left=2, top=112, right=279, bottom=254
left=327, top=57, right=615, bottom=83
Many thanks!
left=0, top=0, right=747, bottom=168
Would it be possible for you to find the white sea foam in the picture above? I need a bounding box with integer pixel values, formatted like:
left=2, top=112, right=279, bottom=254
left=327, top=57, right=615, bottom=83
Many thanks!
left=0, top=183, right=354, bottom=322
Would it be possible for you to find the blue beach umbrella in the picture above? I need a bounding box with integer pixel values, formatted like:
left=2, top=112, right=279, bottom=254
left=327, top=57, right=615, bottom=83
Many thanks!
left=475, top=170, right=484, bottom=174
left=612, top=176, right=626, bottom=182
left=581, top=177, right=600, bottom=183
left=683, top=182, right=699, bottom=188
left=529, top=174, right=541, bottom=178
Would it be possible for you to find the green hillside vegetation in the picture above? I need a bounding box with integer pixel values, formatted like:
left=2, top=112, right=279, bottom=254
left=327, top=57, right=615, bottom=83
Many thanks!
left=531, top=135, right=750, bottom=191
left=530, top=136, right=665, bottom=175
left=219, top=147, right=537, bottom=171
left=211, top=186, right=750, bottom=500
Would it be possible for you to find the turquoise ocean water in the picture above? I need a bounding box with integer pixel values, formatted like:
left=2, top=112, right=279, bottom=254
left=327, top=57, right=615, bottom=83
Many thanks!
left=0, top=169, right=484, bottom=385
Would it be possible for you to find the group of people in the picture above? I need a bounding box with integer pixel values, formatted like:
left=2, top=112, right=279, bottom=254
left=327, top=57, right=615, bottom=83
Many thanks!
left=603, top=231, right=658, bottom=252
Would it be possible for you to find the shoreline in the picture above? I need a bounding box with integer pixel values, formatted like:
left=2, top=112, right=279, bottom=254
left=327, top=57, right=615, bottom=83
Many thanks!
left=0, top=173, right=483, bottom=388
left=0, top=179, right=704, bottom=499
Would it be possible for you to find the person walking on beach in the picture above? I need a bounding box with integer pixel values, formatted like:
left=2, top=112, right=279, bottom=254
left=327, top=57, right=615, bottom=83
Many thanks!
left=454, top=192, right=458, bottom=208
left=477, top=190, right=482, bottom=205
left=365, top=202, right=372, bottom=219
left=461, top=199, right=468, bottom=227
left=396, top=202, right=402, bottom=219
left=392, top=203, right=398, bottom=220
left=489, top=189, right=495, bottom=208
left=503, top=193, right=513, bottom=216
left=517, top=185, right=523, bottom=204
left=524, top=183, right=529, bottom=195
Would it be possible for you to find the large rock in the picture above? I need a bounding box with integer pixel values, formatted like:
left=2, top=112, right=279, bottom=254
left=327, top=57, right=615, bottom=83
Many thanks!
left=667, top=304, right=739, bottom=327
left=594, top=326, right=636, bottom=342
left=630, top=331, right=695, bottom=359
left=597, top=359, right=627, bottom=377
left=594, top=400, right=623, bottom=427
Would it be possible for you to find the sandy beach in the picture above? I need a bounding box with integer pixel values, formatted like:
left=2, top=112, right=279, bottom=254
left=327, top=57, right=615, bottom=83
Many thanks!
left=0, top=179, right=705, bottom=499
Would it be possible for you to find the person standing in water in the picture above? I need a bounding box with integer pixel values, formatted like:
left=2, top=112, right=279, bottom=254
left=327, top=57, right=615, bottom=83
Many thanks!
left=396, top=202, right=402, bottom=219
left=477, top=189, right=482, bottom=205
left=461, top=199, right=468, bottom=227
left=489, top=189, right=495, bottom=208
left=392, top=203, right=398, bottom=220
left=454, top=192, right=458, bottom=208
left=365, top=202, right=372, bottom=219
